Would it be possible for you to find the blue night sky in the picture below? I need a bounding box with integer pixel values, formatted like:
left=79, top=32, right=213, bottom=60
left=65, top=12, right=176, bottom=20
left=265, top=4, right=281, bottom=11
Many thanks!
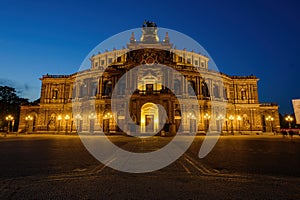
left=0, top=0, right=299, bottom=114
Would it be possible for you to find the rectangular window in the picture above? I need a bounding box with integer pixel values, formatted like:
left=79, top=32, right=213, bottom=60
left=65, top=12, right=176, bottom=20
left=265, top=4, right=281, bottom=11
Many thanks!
left=201, top=61, right=205, bottom=68
left=195, top=60, right=198, bottom=65
left=52, top=90, right=58, bottom=99
left=117, top=57, right=122, bottom=62
left=108, top=58, right=113, bottom=64
left=187, top=58, right=191, bottom=64
left=101, top=60, right=105, bottom=65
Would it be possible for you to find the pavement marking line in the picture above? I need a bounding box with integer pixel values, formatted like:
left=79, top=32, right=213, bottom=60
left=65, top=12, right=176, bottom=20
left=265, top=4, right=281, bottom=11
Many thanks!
left=184, top=157, right=208, bottom=174
left=96, top=157, right=117, bottom=173
left=184, top=154, right=213, bottom=174
left=179, top=161, right=191, bottom=174
left=73, top=168, right=87, bottom=172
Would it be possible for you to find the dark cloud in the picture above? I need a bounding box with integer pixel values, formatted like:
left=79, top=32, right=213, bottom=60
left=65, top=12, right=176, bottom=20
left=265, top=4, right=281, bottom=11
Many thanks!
left=0, top=78, right=36, bottom=99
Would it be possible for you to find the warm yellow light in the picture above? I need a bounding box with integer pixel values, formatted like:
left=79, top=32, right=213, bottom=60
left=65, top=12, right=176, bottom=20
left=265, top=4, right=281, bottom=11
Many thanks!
left=217, top=114, right=224, bottom=120
left=57, top=115, right=62, bottom=121
left=266, top=115, right=274, bottom=121
left=75, top=114, right=82, bottom=119
left=89, top=113, right=96, bottom=119
left=65, top=115, right=70, bottom=120
left=141, top=118, right=145, bottom=124
left=237, top=115, right=242, bottom=121
left=204, top=113, right=210, bottom=119
left=285, top=115, right=293, bottom=122
left=25, top=115, right=33, bottom=121
left=6, top=115, right=14, bottom=121
left=229, top=115, right=234, bottom=120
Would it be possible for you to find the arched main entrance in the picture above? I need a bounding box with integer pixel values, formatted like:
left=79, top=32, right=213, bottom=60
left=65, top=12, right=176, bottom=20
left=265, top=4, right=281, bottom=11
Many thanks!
left=141, top=103, right=159, bottom=134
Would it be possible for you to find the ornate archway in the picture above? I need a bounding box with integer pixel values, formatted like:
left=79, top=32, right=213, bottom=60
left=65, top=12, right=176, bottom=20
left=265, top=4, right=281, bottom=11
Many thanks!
left=141, top=103, right=159, bottom=133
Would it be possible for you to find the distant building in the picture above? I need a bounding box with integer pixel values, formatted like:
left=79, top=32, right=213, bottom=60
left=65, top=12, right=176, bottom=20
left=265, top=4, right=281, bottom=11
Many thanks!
left=19, top=23, right=280, bottom=135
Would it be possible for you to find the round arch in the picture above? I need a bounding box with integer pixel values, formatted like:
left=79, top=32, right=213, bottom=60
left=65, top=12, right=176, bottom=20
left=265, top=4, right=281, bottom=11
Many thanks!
left=140, top=103, right=159, bottom=133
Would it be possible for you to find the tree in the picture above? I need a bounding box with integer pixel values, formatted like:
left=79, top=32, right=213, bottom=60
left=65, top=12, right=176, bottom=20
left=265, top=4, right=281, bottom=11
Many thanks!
left=0, top=86, right=28, bottom=131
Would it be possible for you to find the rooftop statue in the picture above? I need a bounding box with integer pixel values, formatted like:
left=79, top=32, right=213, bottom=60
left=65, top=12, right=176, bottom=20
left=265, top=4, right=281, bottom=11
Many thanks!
left=142, top=20, right=157, bottom=28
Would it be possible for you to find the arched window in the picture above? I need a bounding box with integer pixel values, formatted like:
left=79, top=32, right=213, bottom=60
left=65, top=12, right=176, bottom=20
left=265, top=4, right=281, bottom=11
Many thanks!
left=104, top=80, right=112, bottom=96
left=80, top=84, right=87, bottom=97
left=188, top=81, right=196, bottom=96
left=241, top=89, right=246, bottom=100
left=117, top=78, right=125, bottom=95
left=52, top=89, right=58, bottom=99
left=223, top=87, right=227, bottom=99
left=91, top=82, right=98, bottom=96
left=213, top=84, right=220, bottom=98
left=174, top=79, right=181, bottom=94
left=201, top=82, right=210, bottom=97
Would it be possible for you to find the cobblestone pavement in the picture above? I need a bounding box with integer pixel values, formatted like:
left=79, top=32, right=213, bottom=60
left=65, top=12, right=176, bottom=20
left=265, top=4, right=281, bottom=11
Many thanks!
left=0, top=134, right=299, bottom=199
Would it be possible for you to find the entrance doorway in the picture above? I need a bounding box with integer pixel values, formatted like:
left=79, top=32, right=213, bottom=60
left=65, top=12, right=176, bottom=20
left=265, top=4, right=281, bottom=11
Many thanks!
left=145, top=115, right=154, bottom=132
left=141, top=103, right=158, bottom=134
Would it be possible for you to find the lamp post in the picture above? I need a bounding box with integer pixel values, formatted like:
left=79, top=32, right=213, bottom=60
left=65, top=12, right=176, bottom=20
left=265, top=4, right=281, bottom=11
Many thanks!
left=188, top=112, right=196, bottom=133
left=103, top=112, right=113, bottom=134
left=57, top=115, right=62, bottom=133
left=265, top=115, right=274, bottom=132
left=25, top=115, right=33, bottom=134
left=237, top=115, right=242, bottom=134
left=89, top=113, right=96, bottom=134
left=225, top=118, right=228, bottom=134
left=65, top=115, right=70, bottom=134
left=285, top=115, right=293, bottom=129
left=75, top=114, right=82, bottom=133
left=5, top=115, right=14, bottom=136
left=203, top=113, right=210, bottom=132
left=217, top=114, right=224, bottom=134
left=229, top=115, right=234, bottom=134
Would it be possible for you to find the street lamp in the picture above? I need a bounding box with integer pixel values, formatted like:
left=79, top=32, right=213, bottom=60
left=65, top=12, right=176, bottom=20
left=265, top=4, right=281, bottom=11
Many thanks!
left=203, top=113, right=210, bottom=132
left=75, top=114, right=82, bottom=133
left=89, top=113, right=96, bottom=134
left=237, top=115, right=242, bottom=133
left=65, top=114, right=70, bottom=134
left=265, top=115, right=274, bottom=132
left=188, top=112, right=196, bottom=133
left=285, top=115, right=293, bottom=129
left=104, top=112, right=112, bottom=119
left=57, top=115, right=62, bottom=133
left=217, top=114, right=224, bottom=134
left=5, top=115, right=14, bottom=135
left=229, top=115, right=234, bottom=134
left=225, top=118, right=228, bottom=134
left=25, top=115, right=33, bottom=134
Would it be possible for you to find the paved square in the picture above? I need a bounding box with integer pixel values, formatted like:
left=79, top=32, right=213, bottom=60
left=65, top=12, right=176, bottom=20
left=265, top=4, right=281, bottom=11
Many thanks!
left=0, top=135, right=299, bottom=199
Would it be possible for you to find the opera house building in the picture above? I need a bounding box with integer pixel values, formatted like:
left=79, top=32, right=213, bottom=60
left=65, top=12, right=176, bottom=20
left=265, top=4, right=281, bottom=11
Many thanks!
left=19, top=23, right=280, bottom=135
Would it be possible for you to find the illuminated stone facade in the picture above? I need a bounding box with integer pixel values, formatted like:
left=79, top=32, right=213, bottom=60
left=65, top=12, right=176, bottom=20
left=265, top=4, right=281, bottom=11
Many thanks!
left=19, top=25, right=280, bottom=135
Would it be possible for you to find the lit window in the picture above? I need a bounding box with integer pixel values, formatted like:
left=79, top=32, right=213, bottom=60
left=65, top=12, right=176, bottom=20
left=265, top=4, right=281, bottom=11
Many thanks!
left=201, top=61, right=205, bottom=68
left=187, top=58, right=191, bottom=64
left=52, top=89, right=58, bottom=99
left=117, top=56, right=122, bottom=62
left=241, top=89, right=246, bottom=100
